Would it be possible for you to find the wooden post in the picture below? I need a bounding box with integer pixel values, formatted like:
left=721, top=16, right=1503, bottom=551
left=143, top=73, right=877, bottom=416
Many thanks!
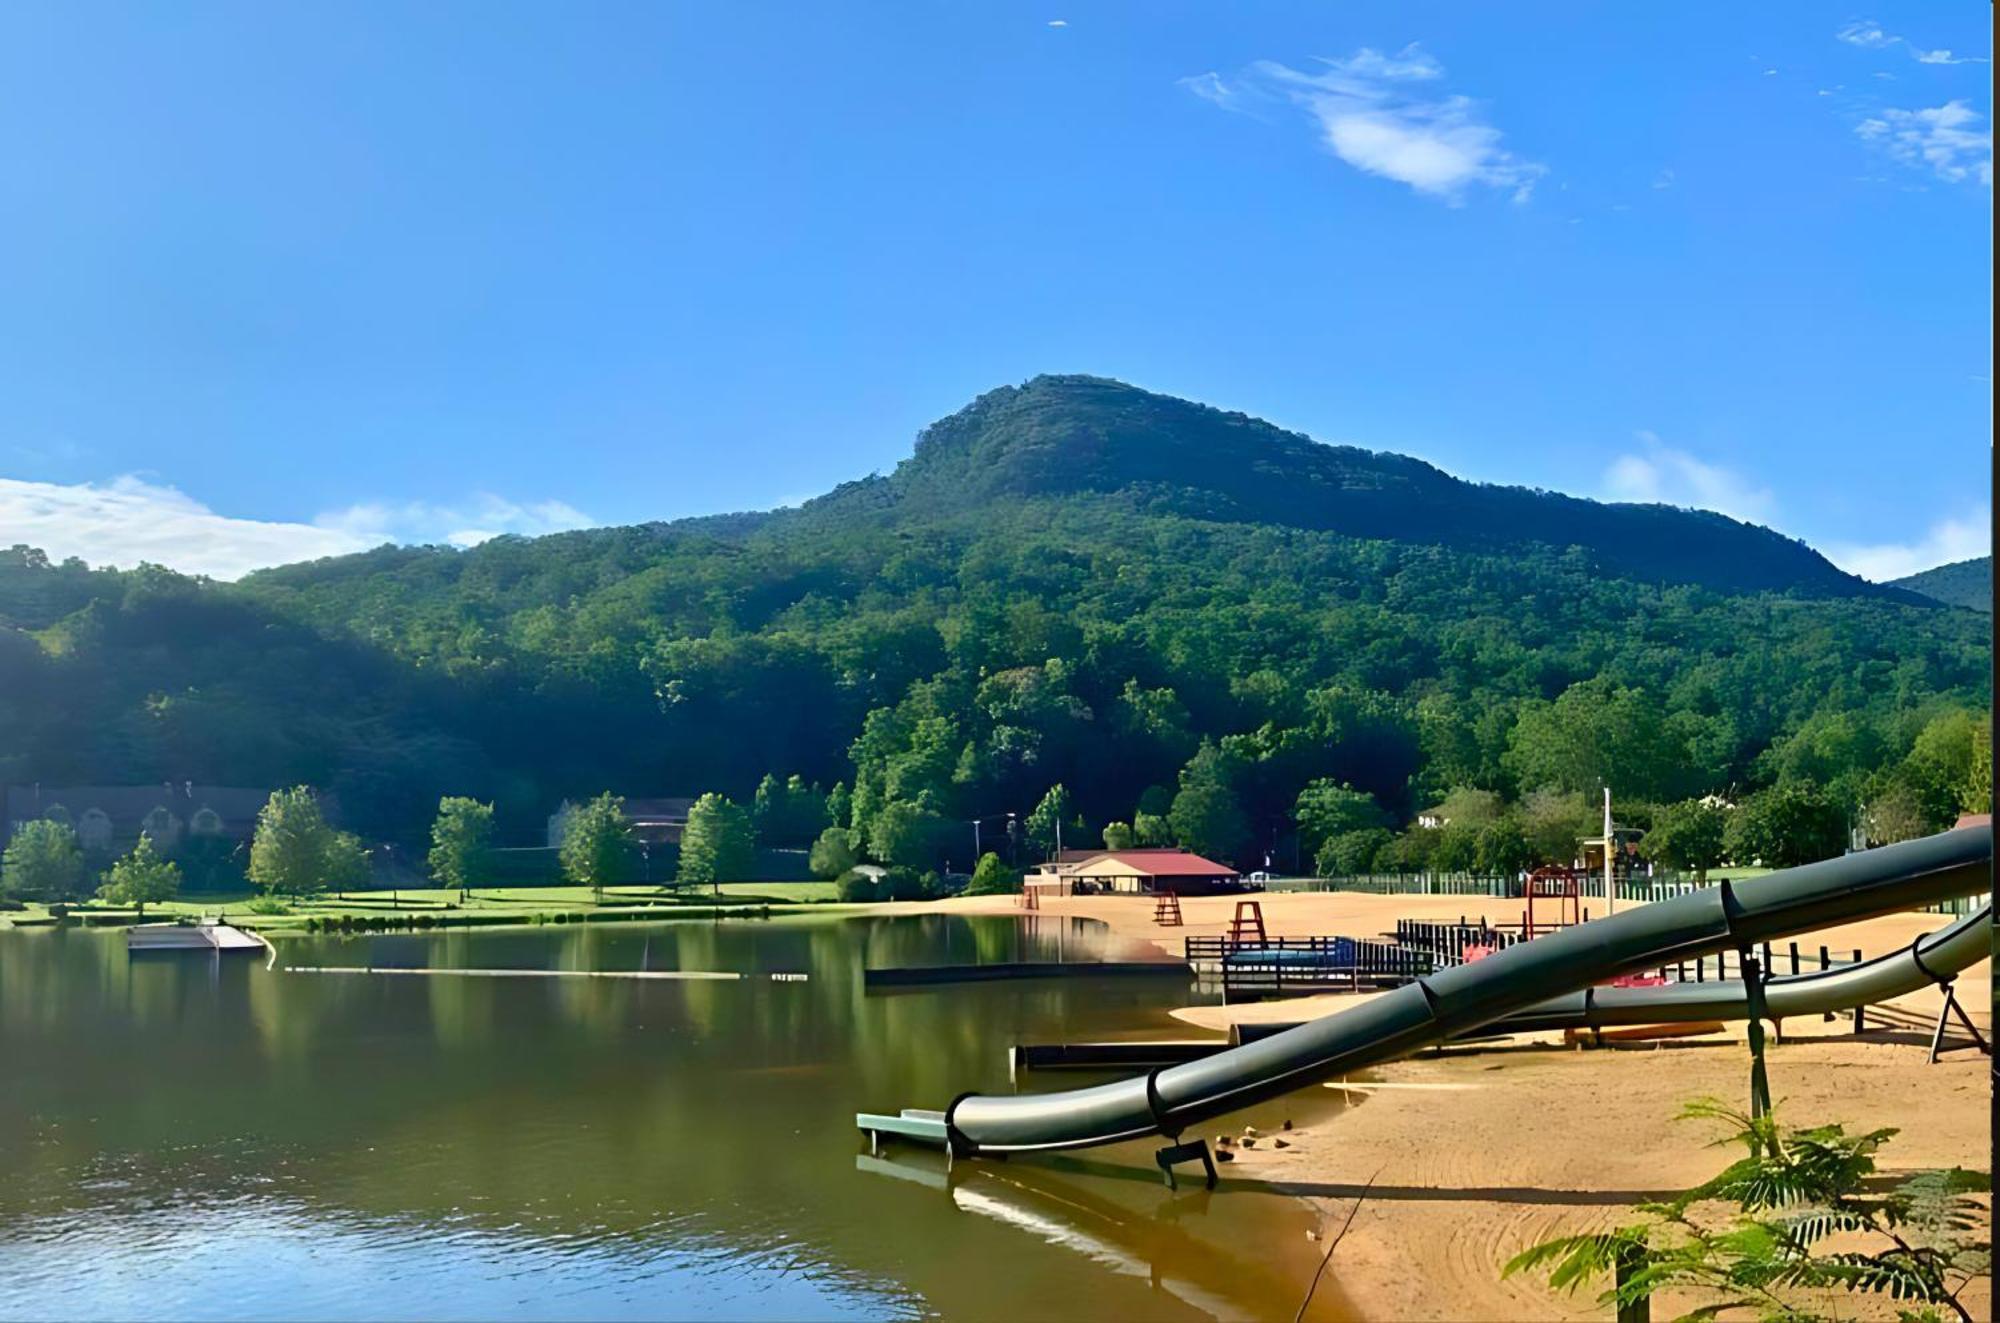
left=1614, top=1239, right=1651, bottom=1323
left=1740, top=947, right=1773, bottom=1129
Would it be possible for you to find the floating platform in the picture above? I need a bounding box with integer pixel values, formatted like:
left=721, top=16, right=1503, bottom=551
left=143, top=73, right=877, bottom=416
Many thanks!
left=127, top=922, right=264, bottom=954
left=1009, top=1040, right=1228, bottom=1072
left=863, top=960, right=1188, bottom=988
left=857, top=1107, right=949, bottom=1152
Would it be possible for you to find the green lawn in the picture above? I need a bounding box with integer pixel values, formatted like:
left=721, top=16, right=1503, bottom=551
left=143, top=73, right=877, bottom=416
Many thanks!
left=0, top=880, right=843, bottom=931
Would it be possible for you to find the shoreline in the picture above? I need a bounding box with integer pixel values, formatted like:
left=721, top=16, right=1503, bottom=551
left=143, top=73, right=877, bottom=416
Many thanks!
left=905, top=888, right=1993, bottom=1320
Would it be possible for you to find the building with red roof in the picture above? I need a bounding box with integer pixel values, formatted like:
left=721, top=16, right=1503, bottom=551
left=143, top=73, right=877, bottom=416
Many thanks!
left=1027, top=847, right=1242, bottom=897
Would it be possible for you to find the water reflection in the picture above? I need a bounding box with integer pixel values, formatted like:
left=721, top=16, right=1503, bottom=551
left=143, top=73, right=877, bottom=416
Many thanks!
left=2, top=916, right=1343, bottom=1321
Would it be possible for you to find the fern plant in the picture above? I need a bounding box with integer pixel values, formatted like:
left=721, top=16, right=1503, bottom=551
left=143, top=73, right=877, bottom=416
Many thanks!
left=1504, top=1098, right=1990, bottom=1322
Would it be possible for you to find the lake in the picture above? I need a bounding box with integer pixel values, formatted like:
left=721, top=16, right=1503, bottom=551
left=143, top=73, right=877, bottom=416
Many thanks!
left=0, top=914, right=1345, bottom=1320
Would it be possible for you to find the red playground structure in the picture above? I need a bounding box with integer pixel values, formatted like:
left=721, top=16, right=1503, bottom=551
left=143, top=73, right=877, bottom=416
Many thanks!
left=1521, top=866, right=1582, bottom=939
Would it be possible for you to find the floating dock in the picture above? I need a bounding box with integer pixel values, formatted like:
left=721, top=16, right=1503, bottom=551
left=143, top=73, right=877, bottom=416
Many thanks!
left=126, top=922, right=265, bottom=954
left=863, top=960, right=1189, bottom=988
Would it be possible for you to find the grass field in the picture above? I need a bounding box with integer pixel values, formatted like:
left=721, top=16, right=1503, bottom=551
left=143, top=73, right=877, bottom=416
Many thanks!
left=0, top=880, right=845, bottom=932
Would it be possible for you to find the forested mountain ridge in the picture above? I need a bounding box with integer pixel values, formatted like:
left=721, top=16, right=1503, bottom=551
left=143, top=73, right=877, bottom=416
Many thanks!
left=1892, top=555, right=1990, bottom=612
left=1, top=376, right=1988, bottom=871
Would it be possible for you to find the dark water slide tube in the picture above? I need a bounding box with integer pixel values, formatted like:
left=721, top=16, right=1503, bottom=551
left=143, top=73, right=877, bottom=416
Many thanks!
left=858, top=827, right=1990, bottom=1157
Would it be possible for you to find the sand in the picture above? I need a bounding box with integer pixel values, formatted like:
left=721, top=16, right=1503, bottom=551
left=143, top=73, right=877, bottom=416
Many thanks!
left=892, top=887, right=1992, bottom=1320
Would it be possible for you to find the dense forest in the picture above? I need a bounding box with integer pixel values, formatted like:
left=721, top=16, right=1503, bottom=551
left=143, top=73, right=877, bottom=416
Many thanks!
left=1893, top=555, right=1991, bottom=613
left=0, top=376, right=1989, bottom=878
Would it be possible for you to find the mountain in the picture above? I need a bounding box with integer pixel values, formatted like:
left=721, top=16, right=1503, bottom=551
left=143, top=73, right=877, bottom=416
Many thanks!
left=1, top=377, right=1988, bottom=863
left=1892, top=556, right=1990, bottom=612
left=856, top=376, right=1887, bottom=598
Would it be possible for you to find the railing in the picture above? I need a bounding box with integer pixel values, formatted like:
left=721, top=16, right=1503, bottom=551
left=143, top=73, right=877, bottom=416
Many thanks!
left=1659, top=942, right=1862, bottom=983
left=1186, top=935, right=1433, bottom=997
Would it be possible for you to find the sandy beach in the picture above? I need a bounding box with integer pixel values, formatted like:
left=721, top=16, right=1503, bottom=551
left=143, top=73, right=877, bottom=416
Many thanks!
left=892, top=888, right=1993, bottom=1320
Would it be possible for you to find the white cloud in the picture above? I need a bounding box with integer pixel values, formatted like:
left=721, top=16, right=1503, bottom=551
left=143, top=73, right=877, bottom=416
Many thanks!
left=1177, top=71, right=1244, bottom=111
left=1857, top=100, right=1993, bottom=184
left=1822, top=509, right=1991, bottom=582
left=1836, top=20, right=1894, bottom=49
left=1047, top=18, right=1067, bottom=27
left=1652, top=167, right=1676, bottom=189
left=1836, top=19, right=1988, bottom=64
left=1187, top=45, right=1544, bottom=204
left=0, top=475, right=594, bottom=580
left=1602, top=432, right=1776, bottom=524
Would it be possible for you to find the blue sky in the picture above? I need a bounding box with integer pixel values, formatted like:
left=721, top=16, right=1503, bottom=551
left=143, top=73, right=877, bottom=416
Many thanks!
left=0, top=2, right=1990, bottom=580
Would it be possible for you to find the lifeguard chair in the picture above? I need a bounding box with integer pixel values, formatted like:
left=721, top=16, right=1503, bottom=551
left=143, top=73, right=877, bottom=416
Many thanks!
left=1226, top=899, right=1267, bottom=948
left=1522, top=866, right=1581, bottom=938
left=1152, top=891, right=1183, bottom=926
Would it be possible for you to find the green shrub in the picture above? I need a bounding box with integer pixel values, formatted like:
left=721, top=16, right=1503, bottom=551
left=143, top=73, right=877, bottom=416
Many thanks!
left=836, top=870, right=882, bottom=902
left=246, top=896, right=291, bottom=915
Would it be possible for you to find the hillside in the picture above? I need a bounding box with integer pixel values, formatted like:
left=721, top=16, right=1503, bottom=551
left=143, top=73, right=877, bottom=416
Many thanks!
left=1, top=377, right=1988, bottom=867
left=1893, top=555, right=1990, bottom=612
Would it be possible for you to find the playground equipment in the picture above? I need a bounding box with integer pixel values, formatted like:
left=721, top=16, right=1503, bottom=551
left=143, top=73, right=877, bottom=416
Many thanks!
left=856, top=826, right=1990, bottom=1179
left=1520, top=866, right=1581, bottom=938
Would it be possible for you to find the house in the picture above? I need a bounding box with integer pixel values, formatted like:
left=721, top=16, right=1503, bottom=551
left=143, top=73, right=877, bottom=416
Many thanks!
left=4, top=784, right=290, bottom=854
left=1027, top=848, right=1241, bottom=897
left=545, top=796, right=694, bottom=847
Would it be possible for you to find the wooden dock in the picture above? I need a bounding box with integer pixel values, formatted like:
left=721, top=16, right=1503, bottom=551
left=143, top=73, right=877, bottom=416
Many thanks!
left=127, top=922, right=265, bottom=954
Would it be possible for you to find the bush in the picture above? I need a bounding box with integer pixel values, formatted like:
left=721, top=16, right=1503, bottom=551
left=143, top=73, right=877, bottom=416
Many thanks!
left=246, top=896, right=291, bottom=915
left=965, top=852, right=1021, bottom=895
left=809, top=827, right=859, bottom=880
left=837, top=869, right=883, bottom=903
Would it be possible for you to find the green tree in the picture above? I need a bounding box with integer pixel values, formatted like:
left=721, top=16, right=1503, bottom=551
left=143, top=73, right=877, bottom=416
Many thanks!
left=867, top=799, right=948, bottom=871
left=1507, top=1099, right=1990, bottom=1322
left=1132, top=811, right=1171, bottom=847
left=325, top=830, right=372, bottom=892
left=1639, top=799, right=1729, bottom=881
left=427, top=796, right=494, bottom=899
left=1292, top=780, right=1388, bottom=859
left=2, top=819, right=84, bottom=899
left=248, top=787, right=341, bottom=897
left=1505, top=678, right=1694, bottom=802
left=1024, top=783, right=1073, bottom=858
left=1433, top=821, right=1480, bottom=875
left=1963, top=717, right=1992, bottom=815
left=1862, top=778, right=1930, bottom=846
left=1902, top=709, right=1984, bottom=829
left=679, top=792, right=756, bottom=896
left=751, top=774, right=828, bottom=848
left=559, top=793, right=633, bottom=901
left=98, top=835, right=181, bottom=917
left=808, top=826, right=858, bottom=879
left=1725, top=781, right=1848, bottom=869
left=1101, top=821, right=1135, bottom=850
left=1519, top=789, right=1596, bottom=866
left=964, top=851, right=1021, bottom=895
left=1169, top=742, right=1250, bottom=863
left=1474, top=818, right=1533, bottom=877
left=826, top=781, right=853, bottom=829
left=1315, top=827, right=1394, bottom=878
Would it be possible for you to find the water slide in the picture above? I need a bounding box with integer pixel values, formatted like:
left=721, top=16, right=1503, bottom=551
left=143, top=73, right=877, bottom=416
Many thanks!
left=857, top=826, right=1990, bottom=1158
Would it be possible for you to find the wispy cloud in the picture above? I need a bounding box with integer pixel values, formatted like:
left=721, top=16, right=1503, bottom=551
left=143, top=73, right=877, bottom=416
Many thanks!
left=1184, top=45, right=1544, bottom=205
left=1836, top=19, right=1987, bottom=65
left=0, top=475, right=594, bottom=580
left=1822, top=509, right=1992, bottom=582
left=1602, top=432, right=1776, bottom=524
left=1046, top=18, right=1067, bottom=28
left=1651, top=167, right=1676, bottom=189
left=1177, top=71, right=1244, bottom=111
left=1857, top=100, right=1993, bottom=185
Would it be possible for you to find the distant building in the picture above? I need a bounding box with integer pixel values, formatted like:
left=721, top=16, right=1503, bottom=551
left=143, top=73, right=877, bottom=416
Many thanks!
left=1026, top=848, right=1241, bottom=897
left=546, top=796, right=694, bottom=847
left=4, top=784, right=292, bottom=853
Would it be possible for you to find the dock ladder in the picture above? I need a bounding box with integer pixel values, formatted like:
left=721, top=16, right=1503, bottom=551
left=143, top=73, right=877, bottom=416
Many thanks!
left=1152, top=892, right=1183, bottom=926
left=1227, top=900, right=1267, bottom=948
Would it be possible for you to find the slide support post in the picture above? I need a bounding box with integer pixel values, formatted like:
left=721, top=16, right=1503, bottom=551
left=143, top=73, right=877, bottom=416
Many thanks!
left=1739, top=947, right=1773, bottom=1130
left=1927, top=980, right=1990, bottom=1064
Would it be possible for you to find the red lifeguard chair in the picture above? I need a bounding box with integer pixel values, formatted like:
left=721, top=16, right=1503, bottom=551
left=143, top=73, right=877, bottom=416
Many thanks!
left=1522, top=866, right=1582, bottom=939
left=1226, top=899, right=1267, bottom=948
left=1152, top=892, right=1183, bottom=926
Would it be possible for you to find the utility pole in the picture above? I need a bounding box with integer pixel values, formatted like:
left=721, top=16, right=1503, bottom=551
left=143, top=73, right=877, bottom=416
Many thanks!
left=972, top=817, right=982, bottom=861
left=1603, top=786, right=1616, bottom=916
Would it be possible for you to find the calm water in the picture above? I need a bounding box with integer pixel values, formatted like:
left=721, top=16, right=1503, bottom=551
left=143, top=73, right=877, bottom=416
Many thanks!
left=0, top=915, right=1343, bottom=1321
